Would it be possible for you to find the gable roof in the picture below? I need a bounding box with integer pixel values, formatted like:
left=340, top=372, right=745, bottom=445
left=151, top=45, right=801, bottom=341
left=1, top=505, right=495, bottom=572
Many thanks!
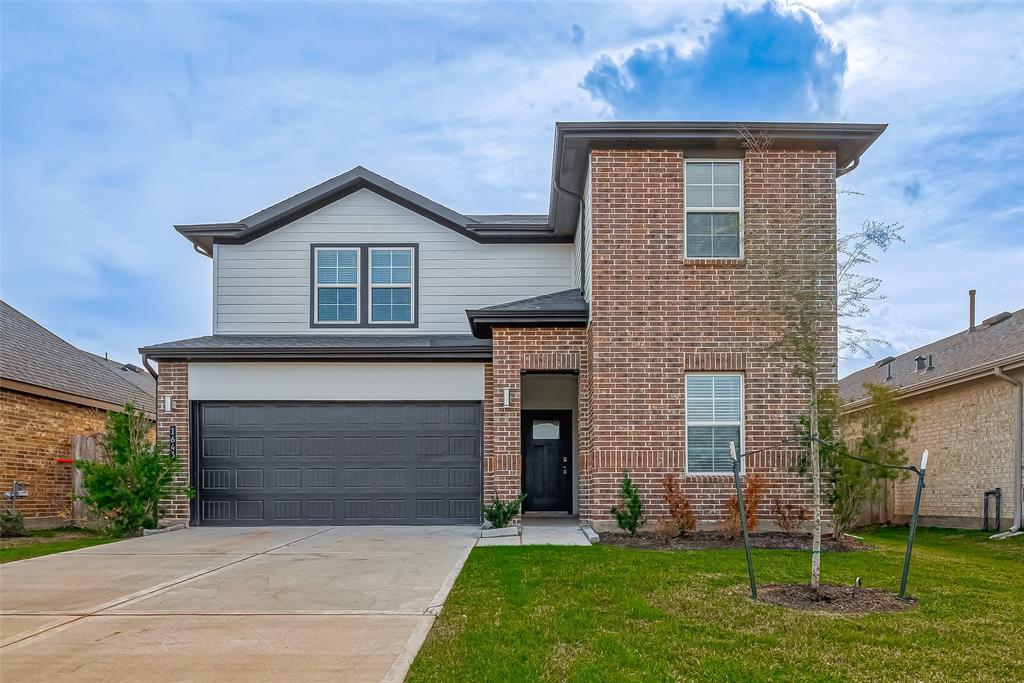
left=1, top=300, right=156, bottom=414
left=175, top=121, right=886, bottom=254
left=176, top=166, right=567, bottom=255
left=465, top=289, right=589, bottom=338
left=839, top=307, right=1024, bottom=408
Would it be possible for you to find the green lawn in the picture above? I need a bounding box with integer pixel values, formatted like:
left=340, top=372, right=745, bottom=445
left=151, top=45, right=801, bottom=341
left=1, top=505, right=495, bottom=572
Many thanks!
left=0, top=527, right=117, bottom=563
left=409, top=528, right=1023, bottom=682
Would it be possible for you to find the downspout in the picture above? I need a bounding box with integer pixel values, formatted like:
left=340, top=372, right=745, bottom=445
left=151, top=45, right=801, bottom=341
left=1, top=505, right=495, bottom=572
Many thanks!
left=142, top=354, right=160, bottom=419
left=994, top=366, right=1023, bottom=533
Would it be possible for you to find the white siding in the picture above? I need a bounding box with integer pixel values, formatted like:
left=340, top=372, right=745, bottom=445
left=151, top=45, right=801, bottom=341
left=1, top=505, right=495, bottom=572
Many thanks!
left=214, top=188, right=574, bottom=334
left=188, top=362, right=484, bottom=401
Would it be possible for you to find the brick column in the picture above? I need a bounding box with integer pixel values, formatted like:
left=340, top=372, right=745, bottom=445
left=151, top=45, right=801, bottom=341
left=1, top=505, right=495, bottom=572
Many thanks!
left=156, top=361, right=191, bottom=523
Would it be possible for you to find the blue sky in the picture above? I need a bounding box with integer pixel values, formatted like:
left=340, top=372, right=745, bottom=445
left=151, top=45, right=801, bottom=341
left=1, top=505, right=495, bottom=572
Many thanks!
left=2, top=1, right=1022, bottom=376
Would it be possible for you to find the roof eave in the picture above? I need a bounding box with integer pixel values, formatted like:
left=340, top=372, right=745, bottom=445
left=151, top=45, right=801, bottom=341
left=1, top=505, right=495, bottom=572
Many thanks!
left=139, top=345, right=493, bottom=362
left=465, top=309, right=589, bottom=339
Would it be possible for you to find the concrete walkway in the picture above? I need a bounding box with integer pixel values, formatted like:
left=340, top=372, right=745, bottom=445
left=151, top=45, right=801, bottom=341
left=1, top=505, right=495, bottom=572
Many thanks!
left=477, top=517, right=593, bottom=546
left=0, top=526, right=478, bottom=682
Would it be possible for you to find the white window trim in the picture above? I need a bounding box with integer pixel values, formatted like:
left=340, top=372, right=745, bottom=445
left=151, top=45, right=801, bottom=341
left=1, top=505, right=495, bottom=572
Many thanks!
left=368, top=246, right=416, bottom=325
left=313, top=246, right=361, bottom=325
left=683, top=159, right=744, bottom=260
left=684, top=372, right=745, bottom=475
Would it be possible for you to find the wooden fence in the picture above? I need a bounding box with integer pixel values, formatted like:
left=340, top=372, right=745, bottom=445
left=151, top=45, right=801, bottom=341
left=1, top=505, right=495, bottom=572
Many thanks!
left=70, top=434, right=102, bottom=526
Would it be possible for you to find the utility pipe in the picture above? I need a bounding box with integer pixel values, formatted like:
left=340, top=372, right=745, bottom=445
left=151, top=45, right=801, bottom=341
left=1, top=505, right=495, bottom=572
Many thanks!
left=994, top=366, right=1023, bottom=532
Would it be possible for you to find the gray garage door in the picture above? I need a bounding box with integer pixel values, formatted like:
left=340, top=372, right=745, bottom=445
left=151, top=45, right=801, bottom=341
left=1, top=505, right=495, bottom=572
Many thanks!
left=195, top=402, right=482, bottom=525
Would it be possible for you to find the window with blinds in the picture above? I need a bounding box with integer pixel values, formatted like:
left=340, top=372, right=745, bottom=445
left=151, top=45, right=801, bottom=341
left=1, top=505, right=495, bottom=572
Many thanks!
left=685, top=374, right=743, bottom=474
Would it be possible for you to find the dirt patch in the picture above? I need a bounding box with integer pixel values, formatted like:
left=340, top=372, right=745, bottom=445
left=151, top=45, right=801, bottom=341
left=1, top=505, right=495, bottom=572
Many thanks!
left=601, top=531, right=872, bottom=552
left=0, top=529, right=102, bottom=549
left=757, top=583, right=915, bottom=614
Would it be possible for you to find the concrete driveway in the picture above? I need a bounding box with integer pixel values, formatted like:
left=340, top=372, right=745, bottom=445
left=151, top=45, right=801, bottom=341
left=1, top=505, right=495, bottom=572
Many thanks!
left=0, top=526, right=478, bottom=682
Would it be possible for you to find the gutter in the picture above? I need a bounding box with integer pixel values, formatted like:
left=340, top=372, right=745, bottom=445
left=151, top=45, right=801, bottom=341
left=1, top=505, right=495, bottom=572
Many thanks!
left=994, top=366, right=1023, bottom=533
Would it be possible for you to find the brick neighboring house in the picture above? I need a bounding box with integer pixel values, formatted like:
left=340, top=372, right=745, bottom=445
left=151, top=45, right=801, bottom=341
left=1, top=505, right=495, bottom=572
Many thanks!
left=140, top=121, right=885, bottom=529
left=840, top=304, right=1023, bottom=531
left=0, top=301, right=156, bottom=528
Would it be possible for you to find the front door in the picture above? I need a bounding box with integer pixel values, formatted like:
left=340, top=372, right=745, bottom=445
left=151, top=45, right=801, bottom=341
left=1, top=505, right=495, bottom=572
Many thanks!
left=521, top=410, right=572, bottom=513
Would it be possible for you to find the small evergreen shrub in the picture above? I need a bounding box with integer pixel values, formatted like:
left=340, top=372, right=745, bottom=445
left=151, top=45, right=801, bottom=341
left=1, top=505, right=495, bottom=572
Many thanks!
left=76, top=403, right=192, bottom=536
left=610, top=471, right=645, bottom=536
left=0, top=505, right=27, bottom=537
left=656, top=474, right=697, bottom=541
left=483, top=493, right=526, bottom=528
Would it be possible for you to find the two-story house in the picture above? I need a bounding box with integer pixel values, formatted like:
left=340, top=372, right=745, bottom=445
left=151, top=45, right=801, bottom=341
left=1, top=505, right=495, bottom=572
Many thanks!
left=141, top=121, right=885, bottom=529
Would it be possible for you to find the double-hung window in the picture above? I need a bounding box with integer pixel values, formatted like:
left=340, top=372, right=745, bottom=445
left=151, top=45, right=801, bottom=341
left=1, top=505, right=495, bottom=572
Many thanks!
left=369, top=247, right=414, bottom=323
left=685, top=374, right=743, bottom=474
left=685, top=160, right=742, bottom=258
left=311, top=244, right=417, bottom=326
left=314, top=247, right=360, bottom=323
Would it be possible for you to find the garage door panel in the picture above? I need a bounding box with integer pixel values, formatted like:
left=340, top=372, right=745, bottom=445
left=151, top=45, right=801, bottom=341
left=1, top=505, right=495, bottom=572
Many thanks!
left=196, top=402, right=482, bottom=526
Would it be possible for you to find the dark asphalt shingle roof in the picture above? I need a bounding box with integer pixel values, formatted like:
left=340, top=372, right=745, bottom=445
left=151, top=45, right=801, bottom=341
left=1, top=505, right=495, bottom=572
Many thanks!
left=1, top=300, right=156, bottom=410
left=141, top=334, right=489, bottom=351
left=477, top=289, right=588, bottom=313
left=839, top=307, right=1024, bottom=404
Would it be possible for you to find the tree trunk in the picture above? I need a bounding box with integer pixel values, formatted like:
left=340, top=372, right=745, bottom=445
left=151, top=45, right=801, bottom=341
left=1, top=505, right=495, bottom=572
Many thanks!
left=809, top=381, right=822, bottom=589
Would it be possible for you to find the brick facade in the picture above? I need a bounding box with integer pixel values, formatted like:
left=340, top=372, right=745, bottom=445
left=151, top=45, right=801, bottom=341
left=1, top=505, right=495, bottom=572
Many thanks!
left=155, top=361, right=191, bottom=523
left=481, top=147, right=837, bottom=530
left=0, top=388, right=106, bottom=525
left=847, top=370, right=1022, bottom=528
left=484, top=328, right=588, bottom=504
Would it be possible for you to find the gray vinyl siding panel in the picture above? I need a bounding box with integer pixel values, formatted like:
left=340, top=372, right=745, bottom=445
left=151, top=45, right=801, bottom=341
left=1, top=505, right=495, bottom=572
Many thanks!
left=215, top=189, right=573, bottom=334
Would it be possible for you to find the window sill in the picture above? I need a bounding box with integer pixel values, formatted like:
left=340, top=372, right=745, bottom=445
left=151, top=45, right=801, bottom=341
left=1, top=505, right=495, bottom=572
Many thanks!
left=682, top=258, right=746, bottom=267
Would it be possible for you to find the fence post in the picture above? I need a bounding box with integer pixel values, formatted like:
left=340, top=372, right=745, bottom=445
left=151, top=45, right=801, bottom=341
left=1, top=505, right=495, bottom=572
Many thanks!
left=730, top=441, right=757, bottom=600
left=899, top=449, right=928, bottom=600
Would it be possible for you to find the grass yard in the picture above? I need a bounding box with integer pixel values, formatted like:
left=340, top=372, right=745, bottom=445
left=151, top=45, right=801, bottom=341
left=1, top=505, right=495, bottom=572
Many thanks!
left=409, top=528, right=1024, bottom=682
left=0, top=527, right=116, bottom=563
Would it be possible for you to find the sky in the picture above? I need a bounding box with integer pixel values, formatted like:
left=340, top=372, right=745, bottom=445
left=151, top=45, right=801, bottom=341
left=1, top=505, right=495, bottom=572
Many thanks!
left=2, top=0, right=1022, bottom=377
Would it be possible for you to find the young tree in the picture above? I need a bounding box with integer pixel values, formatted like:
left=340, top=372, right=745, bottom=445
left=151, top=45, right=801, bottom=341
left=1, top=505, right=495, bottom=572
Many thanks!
left=739, top=128, right=903, bottom=588
left=738, top=128, right=832, bottom=588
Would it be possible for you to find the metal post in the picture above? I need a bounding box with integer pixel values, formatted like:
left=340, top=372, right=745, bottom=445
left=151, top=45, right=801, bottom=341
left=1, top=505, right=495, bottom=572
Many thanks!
left=900, top=449, right=928, bottom=600
left=730, top=442, right=757, bottom=600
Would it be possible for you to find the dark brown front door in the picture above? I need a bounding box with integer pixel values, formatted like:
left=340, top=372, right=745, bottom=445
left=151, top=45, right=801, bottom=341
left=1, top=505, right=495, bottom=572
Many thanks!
left=521, top=410, right=572, bottom=513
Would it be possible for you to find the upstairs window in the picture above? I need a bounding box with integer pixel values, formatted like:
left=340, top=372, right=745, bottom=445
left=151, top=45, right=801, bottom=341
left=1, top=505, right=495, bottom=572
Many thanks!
left=370, top=247, right=414, bottom=323
left=685, top=161, right=742, bottom=258
left=311, top=244, right=417, bottom=327
left=685, top=374, right=743, bottom=474
left=314, top=248, right=360, bottom=323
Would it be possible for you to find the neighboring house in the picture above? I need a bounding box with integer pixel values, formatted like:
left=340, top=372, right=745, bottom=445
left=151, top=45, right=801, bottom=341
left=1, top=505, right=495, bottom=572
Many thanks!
left=840, top=304, right=1023, bottom=531
left=141, top=121, right=885, bottom=529
left=1, top=301, right=156, bottom=527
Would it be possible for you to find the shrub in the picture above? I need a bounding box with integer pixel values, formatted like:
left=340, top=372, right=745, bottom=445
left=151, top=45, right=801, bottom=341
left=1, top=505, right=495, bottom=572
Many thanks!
left=771, top=498, right=809, bottom=533
left=0, top=505, right=27, bottom=537
left=833, top=383, right=914, bottom=540
left=483, top=493, right=526, bottom=529
left=657, top=474, right=697, bottom=541
left=722, top=473, right=766, bottom=540
left=610, top=471, right=645, bottom=536
left=75, top=403, right=192, bottom=536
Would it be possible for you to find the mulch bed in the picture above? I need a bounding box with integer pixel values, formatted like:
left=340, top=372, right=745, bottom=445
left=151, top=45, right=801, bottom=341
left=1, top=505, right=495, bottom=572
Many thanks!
left=757, top=583, right=915, bottom=614
left=601, top=531, right=872, bottom=552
